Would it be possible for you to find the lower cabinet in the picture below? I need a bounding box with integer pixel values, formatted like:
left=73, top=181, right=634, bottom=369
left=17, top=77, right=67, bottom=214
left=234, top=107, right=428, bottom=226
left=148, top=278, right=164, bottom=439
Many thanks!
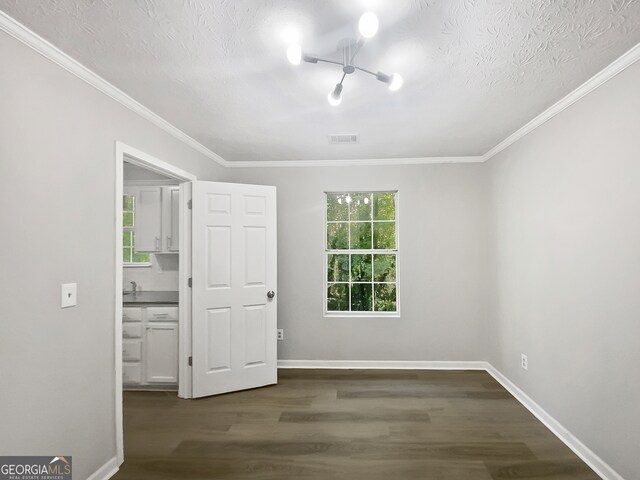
left=145, top=323, right=178, bottom=383
left=123, top=305, right=178, bottom=389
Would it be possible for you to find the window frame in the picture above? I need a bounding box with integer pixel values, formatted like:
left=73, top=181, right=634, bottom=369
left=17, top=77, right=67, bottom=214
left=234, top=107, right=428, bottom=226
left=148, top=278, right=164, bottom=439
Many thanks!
left=323, top=190, right=400, bottom=318
left=123, top=193, right=152, bottom=268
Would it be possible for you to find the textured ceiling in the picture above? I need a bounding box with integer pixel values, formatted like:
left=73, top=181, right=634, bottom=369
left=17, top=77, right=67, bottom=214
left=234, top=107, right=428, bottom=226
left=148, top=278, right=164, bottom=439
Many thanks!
left=2, top=0, right=639, bottom=162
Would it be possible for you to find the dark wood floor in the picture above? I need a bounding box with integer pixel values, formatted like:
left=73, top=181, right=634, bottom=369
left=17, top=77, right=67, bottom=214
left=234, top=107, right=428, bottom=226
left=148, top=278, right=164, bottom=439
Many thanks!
left=114, top=369, right=599, bottom=480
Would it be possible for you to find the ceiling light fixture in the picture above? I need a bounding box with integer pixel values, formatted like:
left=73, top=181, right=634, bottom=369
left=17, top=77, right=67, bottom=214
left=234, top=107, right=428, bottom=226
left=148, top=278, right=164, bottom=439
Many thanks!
left=286, top=12, right=403, bottom=105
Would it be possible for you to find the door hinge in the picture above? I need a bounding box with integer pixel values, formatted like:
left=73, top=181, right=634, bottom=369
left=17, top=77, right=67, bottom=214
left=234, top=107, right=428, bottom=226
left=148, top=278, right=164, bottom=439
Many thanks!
left=188, top=277, right=192, bottom=288
left=188, top=356, right=193, bottom=367
left=187, top=199, right=192, bottom=209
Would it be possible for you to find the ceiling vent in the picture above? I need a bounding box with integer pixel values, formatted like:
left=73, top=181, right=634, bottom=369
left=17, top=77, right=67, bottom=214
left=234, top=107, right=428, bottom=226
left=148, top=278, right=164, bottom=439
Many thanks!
left=328, top=134, right=359, bottom=145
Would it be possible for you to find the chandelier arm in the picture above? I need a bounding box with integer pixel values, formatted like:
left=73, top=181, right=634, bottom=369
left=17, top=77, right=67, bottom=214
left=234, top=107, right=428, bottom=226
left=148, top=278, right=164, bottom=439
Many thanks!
left=314, top=57, right=344, bottom=67
left=354, top=65, right=377, bottom=77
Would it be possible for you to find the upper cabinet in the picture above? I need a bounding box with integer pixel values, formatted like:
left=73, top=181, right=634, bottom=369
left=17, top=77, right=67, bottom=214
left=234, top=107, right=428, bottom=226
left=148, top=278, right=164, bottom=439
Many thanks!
left=162, top=186, right=180, bottom=252
left=125, top=186, right=179, bottom=254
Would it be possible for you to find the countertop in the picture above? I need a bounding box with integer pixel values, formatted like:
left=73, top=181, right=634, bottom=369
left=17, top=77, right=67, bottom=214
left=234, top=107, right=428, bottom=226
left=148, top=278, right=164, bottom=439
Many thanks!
left=123, top=291, right=178, bottom=306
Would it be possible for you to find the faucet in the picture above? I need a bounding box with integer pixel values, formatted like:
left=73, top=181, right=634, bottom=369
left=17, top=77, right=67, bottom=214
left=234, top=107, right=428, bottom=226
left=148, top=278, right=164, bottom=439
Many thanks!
left=130, top=281, right=137, bottom=295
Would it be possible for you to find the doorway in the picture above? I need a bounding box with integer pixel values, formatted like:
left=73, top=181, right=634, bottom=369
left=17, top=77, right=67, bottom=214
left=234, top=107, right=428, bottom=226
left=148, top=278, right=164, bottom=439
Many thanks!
left=114, top=143, right=278, bottom=467
left=115, top=142, right=196, bottom=463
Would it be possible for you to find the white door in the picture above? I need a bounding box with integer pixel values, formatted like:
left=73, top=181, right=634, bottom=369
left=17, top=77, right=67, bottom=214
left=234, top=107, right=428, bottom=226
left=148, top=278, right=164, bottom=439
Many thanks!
left=191, top=181, right=277, bottom=398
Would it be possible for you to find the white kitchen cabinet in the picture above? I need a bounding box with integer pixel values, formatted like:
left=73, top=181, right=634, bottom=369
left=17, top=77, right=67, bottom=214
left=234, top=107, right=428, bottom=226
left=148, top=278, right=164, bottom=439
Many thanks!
left=122, top=304, right=178, bottom=389
left=125, top=185, right=179, bottom=254
left=162, top=186, right=180, bottom=252
left=125, top=186, right=162, bottom=252
left=145, top=322, right=179, bottom=383
left=123, top=363, right=142, bottom=384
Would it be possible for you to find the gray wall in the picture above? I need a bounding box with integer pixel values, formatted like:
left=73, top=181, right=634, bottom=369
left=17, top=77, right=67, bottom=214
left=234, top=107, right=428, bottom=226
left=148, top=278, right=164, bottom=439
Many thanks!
left=0, top=31, right=226, bottom=479
left=225, top=164, right=492, bottom=362
left=487, top=60, right=640, bottom=478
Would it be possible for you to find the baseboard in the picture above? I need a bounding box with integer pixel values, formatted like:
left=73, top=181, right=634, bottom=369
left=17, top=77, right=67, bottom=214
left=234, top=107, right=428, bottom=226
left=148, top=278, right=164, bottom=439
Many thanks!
left=86, top=456, right=119, bottom=480
left=277, top=359, right=489, bottom=370
left=485, top=364, right=624, bottom=480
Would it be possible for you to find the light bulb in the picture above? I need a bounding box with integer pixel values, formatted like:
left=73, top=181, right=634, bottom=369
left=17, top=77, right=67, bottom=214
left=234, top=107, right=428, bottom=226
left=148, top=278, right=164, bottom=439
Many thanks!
left=345, top=195, right=352, bottom=204
left=337, top=197, right=342, bottom=204
left=286, top=44, right=302, bottom=65
left=388, top=73, right=403, bottom=91
left=327, top=90, right=342, bottom=106
left=364, top=197, right=369, bottom=204
left=358, top=12, right=379, bottom=38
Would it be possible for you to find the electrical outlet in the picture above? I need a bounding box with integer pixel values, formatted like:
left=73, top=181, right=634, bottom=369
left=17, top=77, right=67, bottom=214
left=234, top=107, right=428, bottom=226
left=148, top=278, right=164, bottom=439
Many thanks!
left=277, top=329, right=284, bottom=341
left=521, top=353, right=528, bottom=370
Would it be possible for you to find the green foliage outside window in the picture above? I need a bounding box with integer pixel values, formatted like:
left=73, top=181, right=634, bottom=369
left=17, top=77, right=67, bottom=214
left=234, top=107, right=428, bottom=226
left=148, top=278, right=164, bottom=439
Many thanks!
left=123, top=195, right=151, bottom=265
left=326, top=192, right=398, bottom=313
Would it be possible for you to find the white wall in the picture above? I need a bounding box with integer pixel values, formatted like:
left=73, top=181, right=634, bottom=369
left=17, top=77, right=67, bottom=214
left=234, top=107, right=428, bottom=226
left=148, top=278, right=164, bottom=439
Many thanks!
left=0, top=31, right=226, bottom=479
left=123, top=255, right=179, bottom=292
left=487, top=59, right=640, bottom=478
left=225, top=164, right=492, bottom=362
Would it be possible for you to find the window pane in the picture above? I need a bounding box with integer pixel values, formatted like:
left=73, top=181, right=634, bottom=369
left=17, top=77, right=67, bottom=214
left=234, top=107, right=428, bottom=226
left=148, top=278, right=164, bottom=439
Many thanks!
left=351, top=284, right=373, bottom=311
left=374, top=284, right=397, bottom=311
left=132, top=252, right=150, bottom=263
left=123, top=195, right=134, bottom=211
left=373, top=254, right=396, bottom=282
left=327, top=283, right=349, bottom=311
left=327, top=254, right=349, bottom=282
left=327, top=223, right=349, bottom=249
left=123, top=247, right=132, bottom=263
left=351, top=254, right=372, bottom=282
left=327, top=194, right=348, bottom=221
left=349, top=193, right=372, bottom=221
left=373, top=192, right=395, bottom=220
left=123, top=230, right=132, bottom=247
left=123, top=211, right=134, bottom=228
left=373, top=222, right=396, bottom=249
left=350, top=222, right=372, bottom=249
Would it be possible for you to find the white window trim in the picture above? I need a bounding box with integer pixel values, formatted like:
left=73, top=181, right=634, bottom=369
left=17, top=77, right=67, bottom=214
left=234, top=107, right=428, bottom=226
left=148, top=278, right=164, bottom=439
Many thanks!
left=323, top=190, right=400, bottom=318
left=122, top=194, right=152, bottom=267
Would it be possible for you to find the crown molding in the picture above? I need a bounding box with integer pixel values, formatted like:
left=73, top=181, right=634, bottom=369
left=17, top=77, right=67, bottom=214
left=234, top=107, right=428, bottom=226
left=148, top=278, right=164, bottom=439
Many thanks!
left=0, top=10, right=229, bottom=168
left=2, top=10, right=639, bottom=169
left=226, top=156, right=484, bottom=168
left=482, top=41, right=640, bottom=162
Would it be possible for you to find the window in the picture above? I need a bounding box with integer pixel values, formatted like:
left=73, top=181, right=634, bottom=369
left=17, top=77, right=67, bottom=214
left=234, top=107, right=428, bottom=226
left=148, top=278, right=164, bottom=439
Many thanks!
left=123, top=195, right=151, bottom=265
left=325, top=191, right=398, bottom=315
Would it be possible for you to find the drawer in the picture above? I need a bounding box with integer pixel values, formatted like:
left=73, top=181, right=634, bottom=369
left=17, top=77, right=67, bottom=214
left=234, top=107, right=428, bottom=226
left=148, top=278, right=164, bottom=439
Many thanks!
left=123, top=339, right=142, bottom=361
left=122, top=307, right=142, bottom=322
left=147, top=306, right=178, bottom=321
left=122, top=363, right=142, bottom=384
left=123, top=323, right=142, bottom=339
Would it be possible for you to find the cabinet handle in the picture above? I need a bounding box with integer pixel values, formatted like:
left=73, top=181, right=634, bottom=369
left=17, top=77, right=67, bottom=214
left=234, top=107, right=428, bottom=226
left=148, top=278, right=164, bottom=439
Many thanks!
left=154, top=313, right=169, bottom=317
left=155, top=237, right=160, bottom=250
left=167, top=236, right=172, bottom=249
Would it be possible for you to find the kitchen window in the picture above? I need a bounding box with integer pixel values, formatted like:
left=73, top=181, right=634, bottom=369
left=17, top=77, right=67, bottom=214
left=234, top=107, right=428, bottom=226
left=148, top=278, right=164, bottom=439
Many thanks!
left=123, top=195, right=151, bottom=266
left=325, top=191, right=399, bottom=316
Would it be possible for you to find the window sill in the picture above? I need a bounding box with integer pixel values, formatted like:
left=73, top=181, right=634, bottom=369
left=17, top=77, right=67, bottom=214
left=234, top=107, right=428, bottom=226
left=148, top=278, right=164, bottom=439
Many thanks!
left=324, top=312, right=400, bottom=318
left=123, top=263, right=152, bottom=268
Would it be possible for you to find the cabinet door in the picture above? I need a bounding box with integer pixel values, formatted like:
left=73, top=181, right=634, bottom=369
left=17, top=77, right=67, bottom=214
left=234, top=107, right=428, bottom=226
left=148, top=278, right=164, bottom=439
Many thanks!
left=167, top=188, right=180, bottom=252
left=145, top=323, right=178, bottom=383
left=162, top=186, right=180, bottom=252
left=130, top=187, right=162, bottom=252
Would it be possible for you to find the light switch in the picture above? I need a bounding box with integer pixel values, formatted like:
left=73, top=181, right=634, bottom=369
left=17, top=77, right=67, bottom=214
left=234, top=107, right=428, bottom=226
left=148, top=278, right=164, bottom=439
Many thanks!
left=61, top=283, right=77, bottom=308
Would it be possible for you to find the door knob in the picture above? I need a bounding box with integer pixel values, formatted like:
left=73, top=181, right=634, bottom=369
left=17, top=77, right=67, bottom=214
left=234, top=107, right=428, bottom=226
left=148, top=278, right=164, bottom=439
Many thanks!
left=267, top=291, right=275, bottom=299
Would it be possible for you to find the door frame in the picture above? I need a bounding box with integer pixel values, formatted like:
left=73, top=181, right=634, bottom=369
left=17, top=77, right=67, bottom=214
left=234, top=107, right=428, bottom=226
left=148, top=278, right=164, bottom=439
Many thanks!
left=114, top=142, right=196, bottom=465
